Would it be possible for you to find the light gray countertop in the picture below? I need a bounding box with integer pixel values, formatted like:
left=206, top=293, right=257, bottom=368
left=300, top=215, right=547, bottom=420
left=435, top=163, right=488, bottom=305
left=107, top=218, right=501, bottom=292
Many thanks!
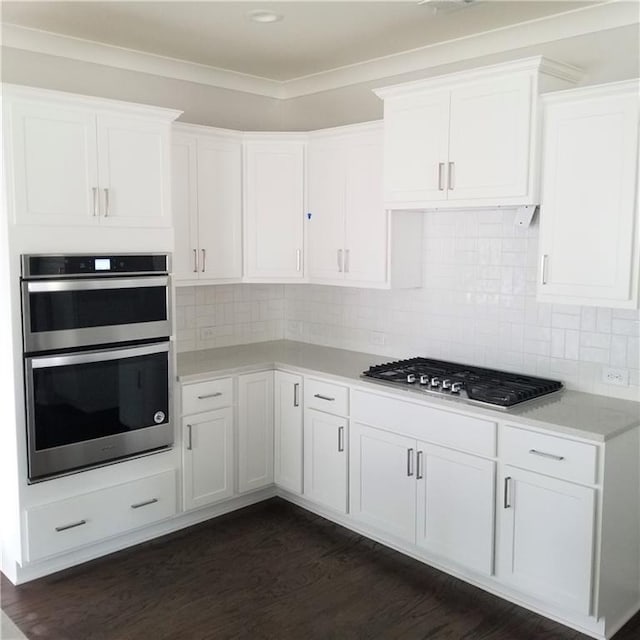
left=177, top=340, right=640, bottom=443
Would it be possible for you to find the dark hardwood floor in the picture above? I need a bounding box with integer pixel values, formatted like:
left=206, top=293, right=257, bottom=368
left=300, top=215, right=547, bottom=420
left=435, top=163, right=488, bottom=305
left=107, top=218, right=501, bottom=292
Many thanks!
left=2, top=498, right=639, bottom=640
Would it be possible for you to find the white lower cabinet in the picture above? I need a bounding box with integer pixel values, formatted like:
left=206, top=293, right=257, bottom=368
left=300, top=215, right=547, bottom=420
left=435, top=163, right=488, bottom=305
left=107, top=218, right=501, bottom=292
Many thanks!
left=497, top=465, right=596, bottom=615
left=182, top=408, right=234, bottom=511
left=238, top=371, right=274, bottom=493
left=274, top=371, right=303, bottom=494
left=303, top=408, right=348, bottom=513
left=350, top=422, right=495, bottom=575
left=26, top=470, right=177, bottom=562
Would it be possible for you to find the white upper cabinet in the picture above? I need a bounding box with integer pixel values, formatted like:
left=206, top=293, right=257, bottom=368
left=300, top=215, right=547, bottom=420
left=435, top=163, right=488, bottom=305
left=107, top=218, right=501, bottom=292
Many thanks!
left=374, top=57, right=582, bottom=210
left=172, top=125, right=242, bottom=283
left=308, top=123, right=423, bottom=289
left=537, top=80, right=640, bottom=309
left=243, top=135, right=306, bottom=282
left=4, top=85, right=181, bottom=228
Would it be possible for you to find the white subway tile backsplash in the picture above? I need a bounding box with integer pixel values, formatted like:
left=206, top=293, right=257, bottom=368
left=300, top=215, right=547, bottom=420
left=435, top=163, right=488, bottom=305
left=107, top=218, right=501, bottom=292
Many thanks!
left=175, top=210, right=639, bottom=401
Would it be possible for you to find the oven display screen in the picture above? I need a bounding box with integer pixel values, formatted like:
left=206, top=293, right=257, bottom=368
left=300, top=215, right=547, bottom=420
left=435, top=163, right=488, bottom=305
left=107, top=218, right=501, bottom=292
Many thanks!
left=95, top=258, right=111, bottom=271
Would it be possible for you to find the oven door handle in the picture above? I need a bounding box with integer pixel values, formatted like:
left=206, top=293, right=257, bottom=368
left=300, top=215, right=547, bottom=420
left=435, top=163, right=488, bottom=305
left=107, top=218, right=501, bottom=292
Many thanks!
left=28, top=341, right=170, bottom=369
left=25, top=276, right=169, bottom=293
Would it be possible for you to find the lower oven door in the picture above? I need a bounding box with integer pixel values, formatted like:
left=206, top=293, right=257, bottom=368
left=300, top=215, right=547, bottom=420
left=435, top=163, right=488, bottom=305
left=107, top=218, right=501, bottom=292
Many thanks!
left=25, top=341, right=173, bottom=481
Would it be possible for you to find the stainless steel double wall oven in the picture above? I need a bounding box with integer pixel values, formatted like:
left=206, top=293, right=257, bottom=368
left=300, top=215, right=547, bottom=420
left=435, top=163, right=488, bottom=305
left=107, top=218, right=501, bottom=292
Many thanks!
left=21, top=254, right=173, bottom=481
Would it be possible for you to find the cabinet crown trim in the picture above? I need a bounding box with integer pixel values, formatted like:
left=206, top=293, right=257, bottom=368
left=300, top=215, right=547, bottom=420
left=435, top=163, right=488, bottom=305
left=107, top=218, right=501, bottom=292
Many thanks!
left=3, top=83, right=183, bottom=121
left=541, top=77, right=640, bottom=103
left=373, top=56, right=583, bottom=99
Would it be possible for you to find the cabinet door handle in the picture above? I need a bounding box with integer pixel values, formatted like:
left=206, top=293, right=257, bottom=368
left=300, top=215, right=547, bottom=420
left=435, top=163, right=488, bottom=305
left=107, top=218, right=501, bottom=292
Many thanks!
left=503, top=476, right=512, bottom=509
left=197, top=392, right=222, bottom=399
left=193, top=249, right=198, bottom=273
left=344, top=249, right=350, bottom=274
left=131, top=498, right=158, bottom=510
left=438, top=163, right=445, bottom=191
left=296, top=249, right=302, bottom=272
left=313, top=393, right=335, bottom=402
left=55, top=519, right=87, bottom=532
left=337, top=249, right=343, bottom=272
left=448, top=162, right=455, bottom=190
left=201, top=249, right=206, bottom=273
left=293, top=383, right=300, bottom=407
left=186, top=424, right=193, bottom=450
left=529, top=449, right=564, bottom=461
left=92, top=187, right=99, bottom=216
left=416, top=450, right=424, bottom=479
left=407, top=448, right=414, bottom=477
left=103, top=188, right=110, bottom=216
left=338, top=426, right=345, bottom=452
left=541, top=254, right=548, bottom=285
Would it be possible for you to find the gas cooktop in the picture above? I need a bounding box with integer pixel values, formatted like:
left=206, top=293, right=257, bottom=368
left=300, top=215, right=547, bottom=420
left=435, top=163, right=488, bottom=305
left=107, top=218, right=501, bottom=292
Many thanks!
left=362, top=357, right=563, bottom=409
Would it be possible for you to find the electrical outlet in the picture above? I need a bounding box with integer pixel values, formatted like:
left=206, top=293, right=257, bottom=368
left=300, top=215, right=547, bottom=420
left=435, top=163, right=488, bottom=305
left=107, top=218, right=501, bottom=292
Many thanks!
left=602, top=367, right=629, bottom=386
left=200, top=327, right=215, bottom=341
left=369, top=331, right=386, bottom=346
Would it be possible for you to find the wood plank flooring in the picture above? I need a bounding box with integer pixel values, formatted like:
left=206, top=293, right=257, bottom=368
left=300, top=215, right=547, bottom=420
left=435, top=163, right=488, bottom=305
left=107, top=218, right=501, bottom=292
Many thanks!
left=2, top=498, right=639, bottom=640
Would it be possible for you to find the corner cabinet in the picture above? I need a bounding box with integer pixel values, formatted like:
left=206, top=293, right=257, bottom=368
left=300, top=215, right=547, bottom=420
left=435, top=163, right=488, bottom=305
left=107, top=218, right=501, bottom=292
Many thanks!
left=243, top=135, right=306, bottom=282
left=307, top=122, right=423, bottom=289
left=273, top=371, right=303, bottom=494
left=172, top=125, right=242, bottom=283
left=374, top=57, right=581, bottom=210
left=4, top=84, right=181, bottom=228
left=537, top=80, right=640, bottom=308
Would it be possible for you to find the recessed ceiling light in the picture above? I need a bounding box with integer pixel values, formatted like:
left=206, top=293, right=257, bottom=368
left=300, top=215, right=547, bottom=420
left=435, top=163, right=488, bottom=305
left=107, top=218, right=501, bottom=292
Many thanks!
left=247, top=10, right=283, bottom=24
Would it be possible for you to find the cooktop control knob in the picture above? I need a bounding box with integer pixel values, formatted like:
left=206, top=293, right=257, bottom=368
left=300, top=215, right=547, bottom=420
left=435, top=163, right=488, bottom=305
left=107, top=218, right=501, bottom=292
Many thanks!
left=451, top=382, right=463, bottom=393
left=442, top=379, right=452, bottom=390
left=406, top=374, right=416, bottom=383
left=430, top=377, right=441, bottom=388
left=419, top=375, right=430, bottom=385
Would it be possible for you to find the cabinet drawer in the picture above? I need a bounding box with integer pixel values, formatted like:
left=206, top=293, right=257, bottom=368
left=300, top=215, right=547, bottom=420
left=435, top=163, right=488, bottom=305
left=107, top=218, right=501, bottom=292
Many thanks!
left=182, top=377, right=233, bottom=415
left=305, top=378, right=349, bottom=416
left=501, top=425, right=598, bottom=485
left=26, top=470, right=176, bottom=562
left=352, top=390, right=496, bottom=457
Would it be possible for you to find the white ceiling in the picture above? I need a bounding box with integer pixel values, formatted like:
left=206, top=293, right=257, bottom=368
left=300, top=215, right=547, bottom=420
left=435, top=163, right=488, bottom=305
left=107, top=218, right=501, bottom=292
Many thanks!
left=1, top=1, right=602, bottom=82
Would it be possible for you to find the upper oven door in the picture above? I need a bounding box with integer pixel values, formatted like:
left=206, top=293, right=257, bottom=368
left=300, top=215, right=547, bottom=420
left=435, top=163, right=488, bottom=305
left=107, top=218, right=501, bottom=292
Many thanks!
left=22, top=276, right=171, bottom=352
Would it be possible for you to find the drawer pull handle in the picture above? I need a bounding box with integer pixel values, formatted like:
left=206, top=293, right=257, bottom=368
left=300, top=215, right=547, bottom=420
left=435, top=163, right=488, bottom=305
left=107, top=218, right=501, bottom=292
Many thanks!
left=529, top=449, right=565, bottom=461
left=314, top=393, right=335, bottom=402
left=197, top=392, right=223, bottom=400
left=504, top=477, right=512, bottom=509
left=131, top=498, right=158, bottom=510
left=55, top=519, right=87, bottom=532
left=407, top=448, right=414, bottom=477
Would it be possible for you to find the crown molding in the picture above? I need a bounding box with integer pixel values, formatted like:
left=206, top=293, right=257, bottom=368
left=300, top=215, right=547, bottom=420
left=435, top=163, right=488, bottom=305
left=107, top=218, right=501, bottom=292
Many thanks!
left=2, top=1, right=638, bottom=101
left=1, top=23, right=285, bottom=99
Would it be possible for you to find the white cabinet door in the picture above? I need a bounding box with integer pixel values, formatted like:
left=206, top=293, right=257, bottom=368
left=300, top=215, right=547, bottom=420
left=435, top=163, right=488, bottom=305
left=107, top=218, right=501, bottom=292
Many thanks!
left=96, top=115, right=170, bottom=227
left=538, top=82, right=639, bottom=307
left=303, top=408, right=348, bottom=513
left=274, top=371, right=303, bottom=494
left=383, top=92, right=450, bottom=205
left=182, top=408, right=234, bottom=511
left=349, top=422, right=416, bottom=543
left=9, top=102, right=98, bottom=226
left=197, top=135, right=242, bottom=280
left=238, top=371, right=274, bottom=493
left=244, top=140, right=305, bottom=281
left=171, top=133, right=199, bottom=281
left=448, top=76, right=532, bottom=201
left=416, top=443, right=495, bottom=575
left=498, top=465, right=596, bottom=615
left=307, top=139, right=346, bottom=283
left=344, top=131, right=387, bottom=285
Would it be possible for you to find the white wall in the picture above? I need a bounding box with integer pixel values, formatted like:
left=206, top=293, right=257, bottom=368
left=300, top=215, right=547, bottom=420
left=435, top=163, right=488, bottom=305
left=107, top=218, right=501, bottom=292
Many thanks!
left=1, top=47, right=283, bottom=130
